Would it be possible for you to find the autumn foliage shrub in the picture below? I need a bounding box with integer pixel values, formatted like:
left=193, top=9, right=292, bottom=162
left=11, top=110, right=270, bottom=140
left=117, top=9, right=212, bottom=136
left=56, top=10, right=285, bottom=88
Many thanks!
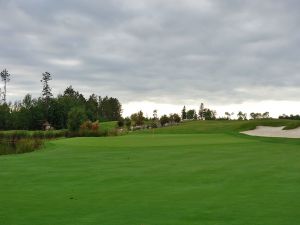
left=80, top=120, right=93, bottom=130
left=80, top=120, right=99, bottom=131
left=91, top=121, right=99, bottom=131
left=73, top=120, right=102, bottom=137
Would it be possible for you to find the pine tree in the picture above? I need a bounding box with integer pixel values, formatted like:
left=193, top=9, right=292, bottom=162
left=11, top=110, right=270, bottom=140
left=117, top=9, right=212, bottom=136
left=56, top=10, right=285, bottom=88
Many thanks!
left=41, top=72, right=53, bottom=100
left=181, top=106, right=187, bottom=120
left=0, top=69, right=11, bottom=103
left=0, top=88, right=2, bottom=104
left=41, top=72, right=53, bottom=121
left=199, top=103, right=204, bottom=120
left=153, top=110, right=158, bottom=119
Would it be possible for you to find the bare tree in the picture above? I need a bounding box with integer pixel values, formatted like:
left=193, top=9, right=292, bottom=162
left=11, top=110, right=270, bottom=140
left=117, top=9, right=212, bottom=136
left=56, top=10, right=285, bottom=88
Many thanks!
left=0, top=69, right=11, bottom=103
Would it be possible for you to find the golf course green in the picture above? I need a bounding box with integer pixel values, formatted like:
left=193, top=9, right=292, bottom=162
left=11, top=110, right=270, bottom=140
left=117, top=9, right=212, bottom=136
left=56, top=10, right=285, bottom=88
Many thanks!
left=1, top=120, right=300, bottom=225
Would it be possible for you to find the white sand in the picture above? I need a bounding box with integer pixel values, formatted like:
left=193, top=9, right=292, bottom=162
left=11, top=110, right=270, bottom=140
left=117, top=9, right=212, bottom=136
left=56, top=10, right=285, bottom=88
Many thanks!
left=241, top=126, right=300, bottom=138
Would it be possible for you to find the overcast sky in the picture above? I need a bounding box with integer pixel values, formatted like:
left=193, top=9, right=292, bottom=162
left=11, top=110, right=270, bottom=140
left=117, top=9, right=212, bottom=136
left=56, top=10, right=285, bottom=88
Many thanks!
left=1, top=0, right=300, bottom=117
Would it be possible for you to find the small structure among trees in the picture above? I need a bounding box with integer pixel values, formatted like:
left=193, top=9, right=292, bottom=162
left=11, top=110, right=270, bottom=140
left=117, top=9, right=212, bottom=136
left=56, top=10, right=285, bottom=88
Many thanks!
left=42, top=121, right=52, bottom=131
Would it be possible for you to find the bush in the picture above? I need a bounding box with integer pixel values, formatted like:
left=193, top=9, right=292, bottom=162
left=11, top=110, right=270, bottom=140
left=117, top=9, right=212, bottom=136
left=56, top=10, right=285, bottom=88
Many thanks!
left=80, top=120, right=93, bottom=130
left=124, top=117, right=131, bottom=129
left=91, top=121, right=99, bottom=131
left=107, top=129, right=118, bottom=136
left=151, top=121, right=158, bottom=128
left=117, top=118, right=124, bottom=127
left=78, top=120, right=100, bottom=136
left=32, top=131, right=45, bottom=139
left=160, top=115, right=169, bottom=126
left=68, top=107, right=87, bottom=131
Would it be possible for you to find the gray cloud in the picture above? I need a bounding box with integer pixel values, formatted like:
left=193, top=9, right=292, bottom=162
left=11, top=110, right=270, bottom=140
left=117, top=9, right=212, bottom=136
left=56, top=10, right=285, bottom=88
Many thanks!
left=1, top=0, right=300, bottom=105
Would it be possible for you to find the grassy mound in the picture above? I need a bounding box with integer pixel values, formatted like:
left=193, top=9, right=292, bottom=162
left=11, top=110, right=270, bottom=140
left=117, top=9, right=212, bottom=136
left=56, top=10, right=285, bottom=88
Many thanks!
left=139, top=119, right=300, bottom=135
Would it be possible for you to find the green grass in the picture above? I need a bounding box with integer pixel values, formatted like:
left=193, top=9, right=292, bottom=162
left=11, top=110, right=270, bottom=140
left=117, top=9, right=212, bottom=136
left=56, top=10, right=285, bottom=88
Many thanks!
left=1, top=120, right=300, bottom=225
left=100, top=121, right=117, bottom=131
left=139, top=119, right=300, bottom=135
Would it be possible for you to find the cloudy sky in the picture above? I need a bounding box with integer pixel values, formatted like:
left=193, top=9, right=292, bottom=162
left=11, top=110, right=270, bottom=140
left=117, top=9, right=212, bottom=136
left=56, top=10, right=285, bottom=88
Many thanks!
left=1, top=0, right=300, bottom=117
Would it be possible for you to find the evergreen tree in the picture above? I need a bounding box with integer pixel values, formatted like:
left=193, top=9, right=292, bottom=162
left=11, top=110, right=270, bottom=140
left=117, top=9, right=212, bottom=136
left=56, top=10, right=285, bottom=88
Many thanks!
left=153, top=109, right=158, bottom=120
left=0, top=103, right=11, bottom=130
left=202, top=108, right=216, bottom=120
left=181, top=106, right=187, bottom=120
left=86, top=94, right=99, bottom=121
left=0, top=69, right=11, bottom=103
left=41, top=72, right=53, bottom=122
left=160, top=115, right=169, bottom=126
left=130, top=111, right=144, bottom=126
left=41, top=72, right=53, bottom=100
left=169, top=113, right=181, bottom=123
left=99, top=96, right=122, bottom=121
left=199, top=103, right=204, bottom=120
left=187, top=109, right=196, bottom=120
left=67, top=107, right=87, bottom=131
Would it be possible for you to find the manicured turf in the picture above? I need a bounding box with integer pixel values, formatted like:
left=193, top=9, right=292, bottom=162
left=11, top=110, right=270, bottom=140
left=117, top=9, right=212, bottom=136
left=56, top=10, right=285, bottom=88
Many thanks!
left=99, top=121, right=118, bottom=131
left=1, top=120, right=300, bottom=225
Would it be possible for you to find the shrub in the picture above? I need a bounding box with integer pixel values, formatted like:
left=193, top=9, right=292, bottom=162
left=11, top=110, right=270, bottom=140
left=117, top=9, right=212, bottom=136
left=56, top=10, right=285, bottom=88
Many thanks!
left=68, top=107, right=87, bottom=131
left=117, top=118, right=124, bottom=127
left=160, top=115, right=169, bottom=126
left=91, top=121, right=99, bottom=131
left=78, top=120, right=100, bottom=136
left=151, top=121, right=158, bottom=128
left=107, top=129, right=118, bottom=136
left=124, top=117, right=131, bottom=129
left=80, top=120, right=93, bottom=130
left=32, top=131, right=45, bottom=139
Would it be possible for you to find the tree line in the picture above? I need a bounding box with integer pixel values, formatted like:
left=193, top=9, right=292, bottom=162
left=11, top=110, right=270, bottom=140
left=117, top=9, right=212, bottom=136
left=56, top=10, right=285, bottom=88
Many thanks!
left=120, top=110, right=182, bottom=129
left=1, top=69, right=299, bottom=131
left=181, top=103, right=217, bottom=120
left=0, top=70, right=122, bottom=130
left=279, top=114, right=300, bottom=120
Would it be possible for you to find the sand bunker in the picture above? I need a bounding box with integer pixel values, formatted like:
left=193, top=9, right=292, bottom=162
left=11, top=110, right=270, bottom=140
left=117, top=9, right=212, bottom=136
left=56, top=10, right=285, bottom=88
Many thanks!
left=241, top=126, right=300, bottom=138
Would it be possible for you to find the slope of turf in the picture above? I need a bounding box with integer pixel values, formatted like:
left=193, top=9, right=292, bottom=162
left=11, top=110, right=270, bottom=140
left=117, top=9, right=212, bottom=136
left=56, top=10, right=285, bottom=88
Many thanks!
left=138, top=119, right=300, bottom=135
left=1, top=120, right=300, bottom=225
left=100, top=121, right=118, bottom=131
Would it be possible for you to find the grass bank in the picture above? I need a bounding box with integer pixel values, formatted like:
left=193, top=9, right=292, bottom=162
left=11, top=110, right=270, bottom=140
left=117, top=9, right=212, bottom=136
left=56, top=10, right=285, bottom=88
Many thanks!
left=0, top=121, right=119, bottom=155
left=137, top=119, right=300, bottom=135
